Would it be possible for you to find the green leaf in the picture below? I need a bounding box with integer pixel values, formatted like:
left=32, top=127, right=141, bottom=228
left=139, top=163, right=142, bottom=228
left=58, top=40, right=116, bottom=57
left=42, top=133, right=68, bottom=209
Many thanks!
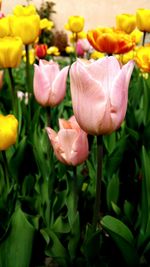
left=111, top=202, right=121, bottom=215
left=9, top=137, right=27, bottom=179
left=68, top=212, right=80, bottom=260
left=137, top=146, right=150, bottom=249
left=44, top=229, right=68, bottom=267
left=101, top=215, right=139, bottom=266
left=52, top=216, right=70, bottom=234
left=104, top=136, right=127, bottom=178
left=124, top=200, right=134, bottom=224
left=143, top=78, right=150, bottom=126
left=0, top=206, right=35, bottom=267
left=40, top=228, right=50, bottom=245
left=106, top=175, right=119, bottom=210
left=82, top=224, right=102, bottom=263
left=103, top=132, right=116, bottom=154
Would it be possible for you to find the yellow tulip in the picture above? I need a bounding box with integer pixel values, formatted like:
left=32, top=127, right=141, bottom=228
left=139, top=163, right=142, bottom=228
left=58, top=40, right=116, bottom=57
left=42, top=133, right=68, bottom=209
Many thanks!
left=40, top=18, right=54, bottom=30
left=65, top=16, right=84, bottom=33
left=0, top=114, right=18, bottom=150
left=116, top=49, right=136, bottom=65
left=69, top=31, right=87, bottom=43
left=130, top=29, right=143, bottom=44
left=90, top=50, right=105, bottom=60
left=136, top=8, right=150, bottom=32
left=9, top=4, right=40, bottom=45
left=116, top=13, right=136, bottom=34
left=0, top=16, right=11, bottom=37
left=135, top=46, right=150, bottom=72
left=0, top=36, right=23, bottom=68
left=65, top=46, right=75, bottom=54
left=13, top=4, right=37, bottom=16
left=47, top=46, right=60, bottom=56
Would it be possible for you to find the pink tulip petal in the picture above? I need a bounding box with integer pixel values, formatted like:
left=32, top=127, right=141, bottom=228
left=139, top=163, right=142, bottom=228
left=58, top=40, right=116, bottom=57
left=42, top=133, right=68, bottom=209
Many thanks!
left=40, top=59, right=60, bottom=85
left=77, top=57, right=121, bottom=88
left=58, top=129, right=78, bottom=165
left=59, top=118, right=72, bottom=130
left=68, top=115, right=81, bottom=130
left=46, top=127, right=67, bottom=164
left=70, top=60, right=109, bottom=135
left=48, top=66, right=69, bottom=106
left=110, top=60, right=134, bottom=129
left=34, top=64, right=51, bottom=106
left=71, top=131, right=89, bottom=165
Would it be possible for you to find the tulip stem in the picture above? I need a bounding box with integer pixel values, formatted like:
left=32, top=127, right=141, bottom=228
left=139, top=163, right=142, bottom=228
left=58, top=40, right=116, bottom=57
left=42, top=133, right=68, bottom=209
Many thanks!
left=1, top=151, right=10, bottom=192
left=92, top=135, right=103, bottom=230
left=25, top=44, right=31, bottom=93
left=142, top=31, right=146, bottom=46
left=8, top=68, right=17, bottom=117
left=72, top=166, right=78, bottom=214
left=25, top=44, right=32, bottom=129
left=46, top=106, right=51, bottom=127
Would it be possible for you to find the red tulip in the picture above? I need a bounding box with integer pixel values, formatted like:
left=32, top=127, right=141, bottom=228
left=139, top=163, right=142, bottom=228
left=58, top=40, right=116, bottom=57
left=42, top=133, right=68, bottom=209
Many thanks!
left=33, top=59, right=69, bottom=107
left=46, top=116, right=89, bottom=165
left=70, top=56, right=134, bottom=135
left=35, top=44, right=47, bottom=59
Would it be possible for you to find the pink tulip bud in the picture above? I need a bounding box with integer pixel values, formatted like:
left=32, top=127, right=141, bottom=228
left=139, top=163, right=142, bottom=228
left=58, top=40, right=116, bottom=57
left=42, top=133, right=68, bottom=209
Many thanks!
left=33, top=59, right=69, bottom=107
left=46, top=115, right=89, bottom=166
left=76, top=40, right=85, bottom=57
left=70, top=56, right=134, bottom=135
left=76, top=39, right=92, bottom=57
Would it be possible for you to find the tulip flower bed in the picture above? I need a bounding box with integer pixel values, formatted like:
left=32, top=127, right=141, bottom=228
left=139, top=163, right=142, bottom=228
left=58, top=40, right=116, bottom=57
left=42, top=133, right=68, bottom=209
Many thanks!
left=1, top=2, right=150, bottom=267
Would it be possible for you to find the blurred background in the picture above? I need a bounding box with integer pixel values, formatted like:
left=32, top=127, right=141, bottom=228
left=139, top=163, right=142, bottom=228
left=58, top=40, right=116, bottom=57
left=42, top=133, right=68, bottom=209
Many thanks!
left=1, top=0, right=150, bottom=31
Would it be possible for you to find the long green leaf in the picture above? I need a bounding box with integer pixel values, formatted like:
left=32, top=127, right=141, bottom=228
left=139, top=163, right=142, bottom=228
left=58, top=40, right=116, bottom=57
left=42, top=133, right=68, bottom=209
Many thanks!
left=106, top=174, right=119, bottom=210
left=0, top=206, right=35, bottom=267
left=101, top=215, right=139, bottom=266
left=137, top=146, right=150, bottom=249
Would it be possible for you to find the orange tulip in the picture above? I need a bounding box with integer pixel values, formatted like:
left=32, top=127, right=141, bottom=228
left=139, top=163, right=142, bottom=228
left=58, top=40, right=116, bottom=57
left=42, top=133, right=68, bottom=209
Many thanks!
left=87, top=27, right=135, bottom=55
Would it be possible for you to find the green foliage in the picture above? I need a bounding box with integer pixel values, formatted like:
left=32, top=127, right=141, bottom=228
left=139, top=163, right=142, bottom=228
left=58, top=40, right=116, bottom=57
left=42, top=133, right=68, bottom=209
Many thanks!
left=1, top=49, right=150, bottom=267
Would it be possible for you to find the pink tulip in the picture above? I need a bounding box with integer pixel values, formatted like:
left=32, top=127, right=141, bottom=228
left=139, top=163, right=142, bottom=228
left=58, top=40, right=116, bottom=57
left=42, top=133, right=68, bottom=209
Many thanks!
left=46, top=115, right=89, bottom=166
left=76, top=39, right=92, bottom=57
left=76, top=40, right=85, bottom=57
left=70, top=56, right=134, bottom=135
left=33, top=59, right=69, bottom=107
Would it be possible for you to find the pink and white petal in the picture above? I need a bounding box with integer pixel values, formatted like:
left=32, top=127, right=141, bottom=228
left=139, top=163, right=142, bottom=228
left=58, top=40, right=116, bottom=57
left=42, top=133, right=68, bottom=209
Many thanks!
left=48, top=65, right=69, bottom=106
left=110, top=60, right=134, bottom=129
left=59, top=118, right=72, bottom=130
left=58, top=129, right=78, bottom=165
left=33, top=64, right=50, bottom=106
left=46, top=127, right=67, bottom=164
left=71, top=131, right=89, bottom=165
left=40, top=59, right=60, bottom=85
left=70, top=61, right=108, bottom=135
left=68, top=115, right=81, bottom=131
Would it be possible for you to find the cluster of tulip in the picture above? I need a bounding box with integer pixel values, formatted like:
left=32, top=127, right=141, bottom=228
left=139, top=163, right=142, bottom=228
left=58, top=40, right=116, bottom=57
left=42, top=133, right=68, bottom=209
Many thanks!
left=65, top=9, right=150, bottom=69
left=1, top=1, right=150, bottom=266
